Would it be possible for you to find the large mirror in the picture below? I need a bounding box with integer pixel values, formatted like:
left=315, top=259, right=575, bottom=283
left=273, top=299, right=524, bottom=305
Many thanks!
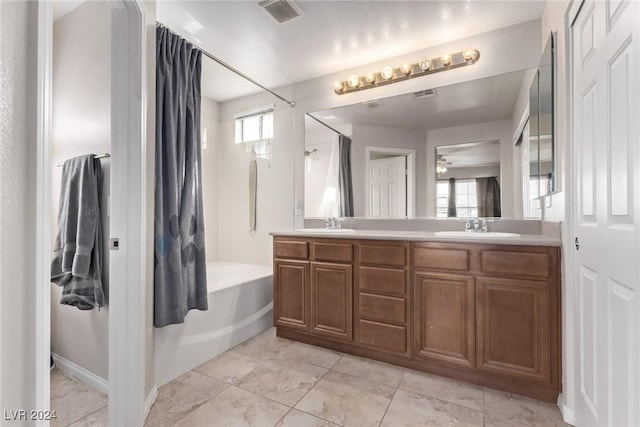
left=305, top=65, right=553, bottom=218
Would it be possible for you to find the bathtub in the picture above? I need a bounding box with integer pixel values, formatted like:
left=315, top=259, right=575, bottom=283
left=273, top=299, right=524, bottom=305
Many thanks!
left=155, top=262, right=273, bottom=386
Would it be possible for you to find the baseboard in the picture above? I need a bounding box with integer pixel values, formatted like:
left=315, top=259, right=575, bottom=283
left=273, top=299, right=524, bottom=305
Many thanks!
left=51, top=353, right=108, bottom=394
left=557, top=393, right=576, bottom=426
left=144, top=385, right=158, bottom=418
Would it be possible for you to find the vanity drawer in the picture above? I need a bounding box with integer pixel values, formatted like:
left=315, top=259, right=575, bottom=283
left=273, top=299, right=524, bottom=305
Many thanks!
left=274, top=240, right=308, bottom=260
left=481, top=250, right=550, bottom=279
left=359, top=267, right=406, bottom=296
left=359, top=245, right=406, bottom=267
left=312, top=242, right=353, bottom=263
left=359, top=320, right=407, bottom=353
left=359, top=293, right=406, bottom=325
left=413, top=247, right=470, bottom=271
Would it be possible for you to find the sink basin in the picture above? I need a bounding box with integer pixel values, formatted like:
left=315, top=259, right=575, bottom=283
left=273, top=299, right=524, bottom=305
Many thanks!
left=297, top=228, right=356, bottom=234
left=434, top=231, right=521, bottom=238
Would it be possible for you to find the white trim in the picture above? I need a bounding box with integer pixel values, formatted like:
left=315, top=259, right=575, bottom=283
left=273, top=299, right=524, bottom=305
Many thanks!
left=35, top=2, right=53, bottom=424
left=144, top=385, right=158, bottom=418
left=567, top=0, right=585, bottom=27
left=558, top=393, right=577, bottom=426
left=51, top=353, right=109, bottom=395
left=512, top=105, right=530, bottom=145
left=234, top=103, right=275, bottom=120
left=108, top=1, right=148, bottom=425
left=564, top=0, right=578, bottom=422
left=364, top=146, right=416, bottom=218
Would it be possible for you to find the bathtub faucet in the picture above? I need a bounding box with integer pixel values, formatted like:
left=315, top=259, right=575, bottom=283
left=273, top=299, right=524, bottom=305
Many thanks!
left=325, top=217, right=343, bottom=230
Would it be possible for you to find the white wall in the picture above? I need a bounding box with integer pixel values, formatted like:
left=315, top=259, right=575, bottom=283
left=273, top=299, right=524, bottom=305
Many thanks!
left=201, top=96, right=221, bottom=263
left=439, top=165, right=501, bottom=181
left=539, top=0, right=573, bottom=421
left=217, top=91, right=296, bottom=266
left=50, top=0, right=111, bottom=381
left=426, top=120, right=513, bottom=217
left=213, top=20, right=541, bottom=266
left=0, top=0, right=40, bottom=414
left=304, top=124, right=339, bottom=218
left=351, top=124, right=428, bottom=217
left=144, top=0, right=157, bottom=400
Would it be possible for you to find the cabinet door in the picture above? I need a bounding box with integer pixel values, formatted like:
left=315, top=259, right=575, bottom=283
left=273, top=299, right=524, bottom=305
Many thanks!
left=414, top=272, right=475, bottom=367
left=274, top=260, right=309, bottom=330
left=310, top=262, right=353, bottom=342
left=476, top=276, right=550, bottom=384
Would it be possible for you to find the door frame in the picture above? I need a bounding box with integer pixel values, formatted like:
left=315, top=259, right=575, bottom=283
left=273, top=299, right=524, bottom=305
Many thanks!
left=364, top=146, right=416, bottom=217
left=35, top=1, right=150, bottom=425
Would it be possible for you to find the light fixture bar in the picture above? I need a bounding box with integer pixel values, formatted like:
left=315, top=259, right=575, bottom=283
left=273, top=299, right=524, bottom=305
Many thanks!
left=334, top=49, right=480, bottom=95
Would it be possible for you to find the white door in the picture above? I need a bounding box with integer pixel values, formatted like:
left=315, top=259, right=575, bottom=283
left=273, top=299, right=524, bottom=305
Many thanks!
left=572, top=0, right=640, bottom=425
left=368, top=156, right=407, bottom=217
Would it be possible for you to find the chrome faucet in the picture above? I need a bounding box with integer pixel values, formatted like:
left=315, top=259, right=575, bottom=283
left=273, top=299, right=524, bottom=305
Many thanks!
left=465, top=218, right=488, bottom=233
left=325, top=217, right=343, bottom=230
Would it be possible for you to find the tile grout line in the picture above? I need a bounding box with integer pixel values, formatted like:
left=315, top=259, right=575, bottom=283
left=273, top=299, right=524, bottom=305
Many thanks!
left=64, top=403, right=108, bottom=427
left=376, top=371, right=403, bottom=427
left=271, top=406, right=295, bottom=427
left=287, top=366, right=338, bottom=425
left=151, top=379, right=232, bottom=427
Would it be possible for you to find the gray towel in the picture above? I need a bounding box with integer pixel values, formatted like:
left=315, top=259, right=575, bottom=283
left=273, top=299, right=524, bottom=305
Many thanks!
left=51, top=154, right=105, bottom=310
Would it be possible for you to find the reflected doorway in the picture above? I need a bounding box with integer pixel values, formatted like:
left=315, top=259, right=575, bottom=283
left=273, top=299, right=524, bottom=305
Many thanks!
left=365, top=147, right=415, bottom=218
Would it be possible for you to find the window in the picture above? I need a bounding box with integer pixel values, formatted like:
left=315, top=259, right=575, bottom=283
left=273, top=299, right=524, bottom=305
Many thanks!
left=234, top=105, right=274, bottom=158
left=436, top=181, right=450, bottom=217
left=436, top=179, right=478, bottom=218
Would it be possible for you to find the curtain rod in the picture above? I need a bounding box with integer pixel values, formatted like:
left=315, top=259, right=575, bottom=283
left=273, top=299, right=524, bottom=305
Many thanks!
left=306, top=113, right=344, bottom=137
left=157, top=22, right=295, bottom=108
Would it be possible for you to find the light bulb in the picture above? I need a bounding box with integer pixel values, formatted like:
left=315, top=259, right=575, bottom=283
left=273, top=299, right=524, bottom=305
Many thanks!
left=418, top=59, right=431, bottom=71
left=334, top=81, right=344, bottom=91
left=365, top=72, right=376, bottom=84
left=381, top=65, right=394, bottom=80
left=440, top=53, right=452, bottom=66
left=463, top=48, right=477, bottom=61
left=347, top=75, right=360, bottom=88
left=400, top=63, right=412, bottom=75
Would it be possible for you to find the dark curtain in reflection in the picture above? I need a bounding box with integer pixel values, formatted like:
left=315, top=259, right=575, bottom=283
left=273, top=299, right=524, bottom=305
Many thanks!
left=338, top=135, right=354, bottom=217
left=476, top=177, right=501, bottom=217
left=447, top=178, right=456, bottom=217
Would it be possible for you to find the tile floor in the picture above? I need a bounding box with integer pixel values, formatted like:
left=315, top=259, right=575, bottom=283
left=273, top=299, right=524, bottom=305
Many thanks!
left=51, top=328, right=570, bottom=426
left=50, top=369, right=108, bottom=426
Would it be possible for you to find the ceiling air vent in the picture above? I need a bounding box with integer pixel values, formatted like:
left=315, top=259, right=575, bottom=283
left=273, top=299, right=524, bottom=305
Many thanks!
left=414, top=89, right=437, bottom=99
left=259, top=0, right=304, bottom=24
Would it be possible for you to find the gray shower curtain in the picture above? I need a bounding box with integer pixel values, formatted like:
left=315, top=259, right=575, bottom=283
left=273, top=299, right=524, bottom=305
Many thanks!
left=154, top=26, right=207, bottom=327
left=338, top=135, right=354, bottom=217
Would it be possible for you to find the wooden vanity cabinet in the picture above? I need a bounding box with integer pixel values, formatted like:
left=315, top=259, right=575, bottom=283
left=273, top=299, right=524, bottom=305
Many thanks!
left=413, top=271, right=475, bottom=368
left=356, top=241, right=410, bottom=357
left=274, top=238, right=354, bottom=343
left=274, top=236, right=561, bottom=402
left=411, top=241, right=560, bottom=400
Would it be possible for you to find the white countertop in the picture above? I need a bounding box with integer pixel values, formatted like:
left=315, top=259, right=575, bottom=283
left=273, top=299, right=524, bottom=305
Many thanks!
left=270, top=229, right=562, bottom=247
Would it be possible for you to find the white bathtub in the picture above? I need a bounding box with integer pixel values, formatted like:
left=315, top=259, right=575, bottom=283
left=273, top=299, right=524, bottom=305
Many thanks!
left=155, top=262, right=273, bottom=386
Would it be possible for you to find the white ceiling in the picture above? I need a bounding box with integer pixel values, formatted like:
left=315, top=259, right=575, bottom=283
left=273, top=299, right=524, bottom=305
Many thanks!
left=157, top=0, right=545, bottom=102
left=438, top=141, right=501, bottom=168
left=311, top=69, right=527, bottom=131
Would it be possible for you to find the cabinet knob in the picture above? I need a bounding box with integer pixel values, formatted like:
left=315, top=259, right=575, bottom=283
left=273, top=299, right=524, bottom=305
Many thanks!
left=429, top=326, right=435, bottom=330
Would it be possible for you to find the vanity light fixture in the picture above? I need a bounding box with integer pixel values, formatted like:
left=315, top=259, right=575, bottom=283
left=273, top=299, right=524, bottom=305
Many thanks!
left=333, top=49, right=480, bottom=95
left=381, top=65, right=394, bottom=80
left=347, top=74, right=360, bottom=88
